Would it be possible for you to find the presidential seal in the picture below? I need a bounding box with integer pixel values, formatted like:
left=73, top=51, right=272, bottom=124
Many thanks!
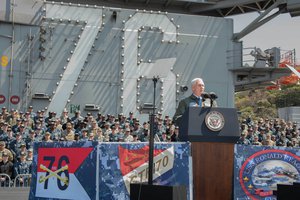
left=205, top=111, right=225, bottom=131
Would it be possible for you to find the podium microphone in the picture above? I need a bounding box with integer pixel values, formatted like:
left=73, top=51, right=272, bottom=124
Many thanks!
left=209, top=92, right=218, bottom=100
left=209, top=92, right=218, bottom=107
left=201, top=92, right=210, bottom=100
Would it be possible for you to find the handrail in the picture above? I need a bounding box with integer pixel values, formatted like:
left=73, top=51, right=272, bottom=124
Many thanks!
left=0, top=173, right=12, bottom=187
left=13, top=174, right=32, bottom=187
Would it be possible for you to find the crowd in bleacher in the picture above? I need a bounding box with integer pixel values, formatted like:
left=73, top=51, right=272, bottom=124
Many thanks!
left=0, top=105, right=180, bottom=186
left=237, top=116, right=300, bottom=147
left=1, top=105, right=300, bottom=187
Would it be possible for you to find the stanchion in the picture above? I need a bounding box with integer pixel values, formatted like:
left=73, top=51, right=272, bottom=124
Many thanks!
left=148, top=76, right=158, bottom=185
left=130, top=76, right=187, bottom=200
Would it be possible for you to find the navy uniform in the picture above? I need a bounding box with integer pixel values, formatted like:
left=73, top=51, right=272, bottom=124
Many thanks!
left=9, top=133, right=25, bottom=157
left=171, top=127, right=180, bottom=142
left=51, top=129, right=62, bottom=142
left=0, top=131, right=8, bottom=145
left=14, top=152, right=31, bottom=186
left=237, top=133, right=251, bottom=145
left=25, top=132, right=38, bottom=150
left=109, top=132, right=119, bottom=142
left=6, top=135, right=16, bottom=151
left=139, top=129, right=150, bottom=142
left=15, top=143, right=27, bottom=159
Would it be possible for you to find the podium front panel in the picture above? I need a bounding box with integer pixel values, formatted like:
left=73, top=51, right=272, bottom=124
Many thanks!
left=179, top=107, right=240, bottom=143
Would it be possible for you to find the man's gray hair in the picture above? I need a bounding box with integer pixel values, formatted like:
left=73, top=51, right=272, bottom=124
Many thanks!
left=191, top=78, right=204, bottom=87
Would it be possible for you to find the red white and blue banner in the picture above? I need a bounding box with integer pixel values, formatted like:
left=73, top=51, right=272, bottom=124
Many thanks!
left=234, top=144, right=300, bottom=200
left=29, top=142, right=191, bottom=200
left=29, top=141, right=98, bottom=200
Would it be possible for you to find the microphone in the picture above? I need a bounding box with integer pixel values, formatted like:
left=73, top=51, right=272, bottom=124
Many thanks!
left=209, top=92, right=218, bottom=100
left=201, top=92, right=211, bottom=100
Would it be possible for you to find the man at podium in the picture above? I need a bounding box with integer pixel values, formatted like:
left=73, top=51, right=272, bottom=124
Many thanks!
left=173, top=78, right=217, bottom=125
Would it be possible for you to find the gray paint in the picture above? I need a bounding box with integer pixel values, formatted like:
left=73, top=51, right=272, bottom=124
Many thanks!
left=0, top=1, right=237, bottom=119
left=0, top=0, right=43, bottom=25
left=278, top=107, right=300, bottom=125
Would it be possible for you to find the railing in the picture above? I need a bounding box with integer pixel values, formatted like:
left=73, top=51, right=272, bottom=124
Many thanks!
left=13, top=174, right=32, bottom=187
left=0, top=173, right=12, bottom=187
left=0, top=173, right=32, bottom=188
left=242, top=47, right=296, bottom=68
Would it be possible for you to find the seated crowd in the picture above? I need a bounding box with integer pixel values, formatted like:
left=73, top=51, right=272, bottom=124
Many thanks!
left=1, top=105, right=299, bottom=186
left=237, top=117, right=300, bottom=147
left=0, top=106, right=180, bottom=186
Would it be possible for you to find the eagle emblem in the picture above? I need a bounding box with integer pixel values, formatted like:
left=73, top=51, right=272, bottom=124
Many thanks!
left=205, top=111, right=225, bottom=131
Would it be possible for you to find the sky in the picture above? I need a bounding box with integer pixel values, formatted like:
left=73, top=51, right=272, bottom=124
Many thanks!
left=229, top=12, right=300, bottom=65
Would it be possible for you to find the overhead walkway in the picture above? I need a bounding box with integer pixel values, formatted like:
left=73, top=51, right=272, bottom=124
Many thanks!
left=50, top=0, right=300, bottom=18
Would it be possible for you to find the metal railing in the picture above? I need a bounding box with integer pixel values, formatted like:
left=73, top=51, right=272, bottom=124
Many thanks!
left=0, top=173, right=32, bottom=187
left=13, top=174, right=32, bottom=187
left=0, top=173, right=12, bottom=187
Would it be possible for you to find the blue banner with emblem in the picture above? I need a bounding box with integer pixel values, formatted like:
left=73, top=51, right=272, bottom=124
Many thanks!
left=234, top=144, right=300, bottom=200
left=29, top=142, right=191, bottom=200
left=99, top=142, right=191, bottom=200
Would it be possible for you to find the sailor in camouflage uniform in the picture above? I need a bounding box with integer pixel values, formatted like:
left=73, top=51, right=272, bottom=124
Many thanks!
left=14, top=152, right=31, bottom=186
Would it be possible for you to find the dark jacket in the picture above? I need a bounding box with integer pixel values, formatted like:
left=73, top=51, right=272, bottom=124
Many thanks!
left=173, top=94, right=217, bottom=125
left=0, top=160, right=14, bottom=178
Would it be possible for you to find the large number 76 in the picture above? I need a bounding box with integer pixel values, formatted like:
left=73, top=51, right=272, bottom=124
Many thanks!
left=41, top=156, right=70, bottom=190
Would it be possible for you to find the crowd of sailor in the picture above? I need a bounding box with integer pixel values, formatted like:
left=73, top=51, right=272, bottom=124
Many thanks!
left=1, top=105, right=300, bottom=187
left=0, top=105, right=179, bottom=187
left=237, top=116, right=300, bottom=147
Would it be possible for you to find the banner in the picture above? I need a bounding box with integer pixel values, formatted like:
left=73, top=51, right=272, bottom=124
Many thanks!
left=29, top=142, right=191, bottom=200
left=29, top=141, right=98, bottom=200
left=234, top=144, right=300, bottom=200
left=99, top=142, right=191, bottom=199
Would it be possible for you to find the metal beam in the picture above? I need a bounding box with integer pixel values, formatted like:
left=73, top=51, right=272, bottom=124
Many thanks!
left=176, top=0, right=215, bottom=4
left=189, top=0, right=267, bottom=13
left=164, top=0, right=174, bottom=8
left=0, top=34, right=13, bottom=38
left=233, top=0, right=286, bottom=41
left=231, top=67, right=291, bottom=92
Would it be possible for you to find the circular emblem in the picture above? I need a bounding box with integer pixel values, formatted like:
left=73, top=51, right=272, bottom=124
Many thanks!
left=205, top=111, right=225, bottom=131
left=10, top=95, right=20, bottom=105
left=239, top=149, right=300, bottom=199
left=0, top=94, right=5, bottom=104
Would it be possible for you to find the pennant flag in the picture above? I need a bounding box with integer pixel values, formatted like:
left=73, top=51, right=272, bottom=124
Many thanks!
left=35, top=147, right=93, bottom=200
left=119, top=145, right=174, bottom=193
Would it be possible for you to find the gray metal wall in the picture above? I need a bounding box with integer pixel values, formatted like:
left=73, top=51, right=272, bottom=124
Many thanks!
left=0, top=1, right=238, bottom=119
left=278, top=107, right=300, bottom=125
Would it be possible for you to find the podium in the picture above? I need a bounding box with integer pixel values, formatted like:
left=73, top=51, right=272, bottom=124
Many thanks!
left=130, top=184, right=187, bottom=200
left=179, top=107, right=240, bottom=200
left=276, top=183, right=300, bottom=200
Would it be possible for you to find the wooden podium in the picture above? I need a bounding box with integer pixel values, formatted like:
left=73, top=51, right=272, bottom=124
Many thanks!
left=179, top=107, right=240, bottom=200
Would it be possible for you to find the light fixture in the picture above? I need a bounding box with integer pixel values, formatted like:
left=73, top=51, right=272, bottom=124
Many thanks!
left=180, top=85, right=188, bottom=92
